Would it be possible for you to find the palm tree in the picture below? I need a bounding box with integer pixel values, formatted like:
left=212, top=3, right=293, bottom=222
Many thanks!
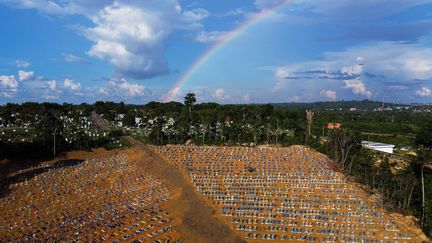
left=416, top=146, right=431, bottom=228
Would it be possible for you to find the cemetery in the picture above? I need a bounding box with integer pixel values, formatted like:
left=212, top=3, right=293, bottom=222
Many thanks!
left=0, top=149, right=179, bottom=242
left=153, top=145, right=428, bottom=242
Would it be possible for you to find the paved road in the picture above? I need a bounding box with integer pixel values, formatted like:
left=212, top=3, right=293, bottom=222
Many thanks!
left=126, top=137, right=244, bottom=243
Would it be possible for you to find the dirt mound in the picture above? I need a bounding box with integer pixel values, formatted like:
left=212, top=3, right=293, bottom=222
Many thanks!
left=132, top=141, right=244, bottom=243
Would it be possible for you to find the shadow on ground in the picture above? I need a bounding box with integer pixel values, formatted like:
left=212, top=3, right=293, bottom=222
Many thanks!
left=0, top=159, right=84, bottom=198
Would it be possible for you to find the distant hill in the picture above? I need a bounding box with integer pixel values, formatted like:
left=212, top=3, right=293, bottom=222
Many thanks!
left=272, top=99, right=406, bottom=111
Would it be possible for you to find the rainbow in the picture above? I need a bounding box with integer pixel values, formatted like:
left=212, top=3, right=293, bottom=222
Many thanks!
left=161, top=0, right=295, bottom=102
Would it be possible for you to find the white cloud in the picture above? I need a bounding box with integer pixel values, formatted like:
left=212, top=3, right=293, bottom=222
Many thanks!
left=344, top=78, right=372, bottom=97
left=43, top=94, right=59, bottom=100
left=213, top=88, right=229, bottom=100
left=266, top=41, right=432, bottom=100
left=161, top=87, right=182, bottom=102
left=62, top=53, right=89, bottom=63
left=183, top=8, right=209, bottom=23
left=195, top=31, right=227, bottom=43
left=324, top=42, right=432, bottom=81
left=403, top=58, right=432, bottom=80
left=100, top=78, right=146, bottom=98
left=2, top=92, right=13, bottom=98
left=220, top=8, right=245, bottom=17
left=83, top=2, right=210, bottom=79
left=18, top=70, right=34, bottom=81
left=289, top=96, right=302, bottom=102
left=341, top=57, right=364, bottom=76
left=15, top=60, right=31, bottom=68
left=320, top=90, right=337, bottom=100
left=1, top=0, right=68, bottom=14
left=0, top=75, right=18, bottom=97
left=63, top=78, right=81, bottom=91
left=0, top=75, right=18, bottom=90
left=272, top=67, right=290, bottom=92
left=3, top=1, right=210, bottom=80
left=387, top=85, right=408, bottom=91
left=416, top=87, right=432, bottom=97
left=47, top=80, right=57, bottom=90
left=84, top=3, right=171, bottom=79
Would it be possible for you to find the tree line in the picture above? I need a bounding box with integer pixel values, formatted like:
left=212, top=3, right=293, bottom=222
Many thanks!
left=1, top=94, right=431, bottom=237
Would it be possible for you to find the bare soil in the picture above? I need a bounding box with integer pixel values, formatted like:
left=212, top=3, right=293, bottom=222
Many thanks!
left=126, top=137, right=245, bottom=243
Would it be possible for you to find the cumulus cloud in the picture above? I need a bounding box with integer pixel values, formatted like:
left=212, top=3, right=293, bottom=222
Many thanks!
left=47, top=80, right=57, bottom=90
left=63, top=78, right=81, bottom=91
left=3, top=1, right=210, bottom=80
left=0, top=75, right=18, bottom=89
left=15, top=60, right=31, bottom=68
left=326, top=42, right=432, bottom=81
left=213, top=88, right=229, bottom=100
left=266, top=40, right=432, bottom=100
left=341, top=57, right=364, bottom=76
left=195, top=31, right=227, bottom=43
left=100, top=78, right=146, bottom=98
left=320, top=90, right=337, bottom=100
left=182, top=8, right=209, bottom=24
left=83, top=2, right=210, bottom=79
left=272, top=67, right=290, bottom=92
left=84, top=3, right=169, bottom=79
left=416, top=87, right=432, bottom=97
left=0, top=75, right=18, bottom=97
left=18, top=70, right=34, bottom=81
left=343, top=79, right=372, bottom=97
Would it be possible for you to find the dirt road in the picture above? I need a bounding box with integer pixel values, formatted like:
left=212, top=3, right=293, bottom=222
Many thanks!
left=126, top=137, right=244, bottom=243
left=90, top=111, right=110, bottom=131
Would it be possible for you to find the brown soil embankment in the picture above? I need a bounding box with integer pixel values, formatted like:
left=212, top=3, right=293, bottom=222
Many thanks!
left=126, top=137, right=244, bottom=243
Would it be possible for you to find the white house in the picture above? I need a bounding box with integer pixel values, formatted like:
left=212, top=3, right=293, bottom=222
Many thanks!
left=115, top=114, right=125, bottom=127
left=362, top=141, right=395, bottom=154
left=135, top=117, right=142, bottom=126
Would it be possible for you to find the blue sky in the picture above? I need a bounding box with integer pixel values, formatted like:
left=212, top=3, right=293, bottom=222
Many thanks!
left=1, top=0, right=432, bottom=104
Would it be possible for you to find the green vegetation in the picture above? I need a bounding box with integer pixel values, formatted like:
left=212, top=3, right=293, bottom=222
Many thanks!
left=0, top=103, right=125, bottom=160
left=1, top=97, right=431, bottom=238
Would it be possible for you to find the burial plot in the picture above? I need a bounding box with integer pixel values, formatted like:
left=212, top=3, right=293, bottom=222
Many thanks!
left=0, top=152, right=179, bottom=242
left=153, top=145, right=427, bottom=242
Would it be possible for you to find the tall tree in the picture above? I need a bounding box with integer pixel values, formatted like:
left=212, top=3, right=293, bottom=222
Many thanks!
left=199, top=110, right=213, bottom=144
left=415, top=121, right=432, bottom=230
left=306, top=110, right=314, bottom=137
left=184, top=93, right=196, bottom=122
left=415, top=147, right=431, bottom=229
left=329, top=128, right=359, bottom=169
left=36, top=111, right=63, bottom=157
